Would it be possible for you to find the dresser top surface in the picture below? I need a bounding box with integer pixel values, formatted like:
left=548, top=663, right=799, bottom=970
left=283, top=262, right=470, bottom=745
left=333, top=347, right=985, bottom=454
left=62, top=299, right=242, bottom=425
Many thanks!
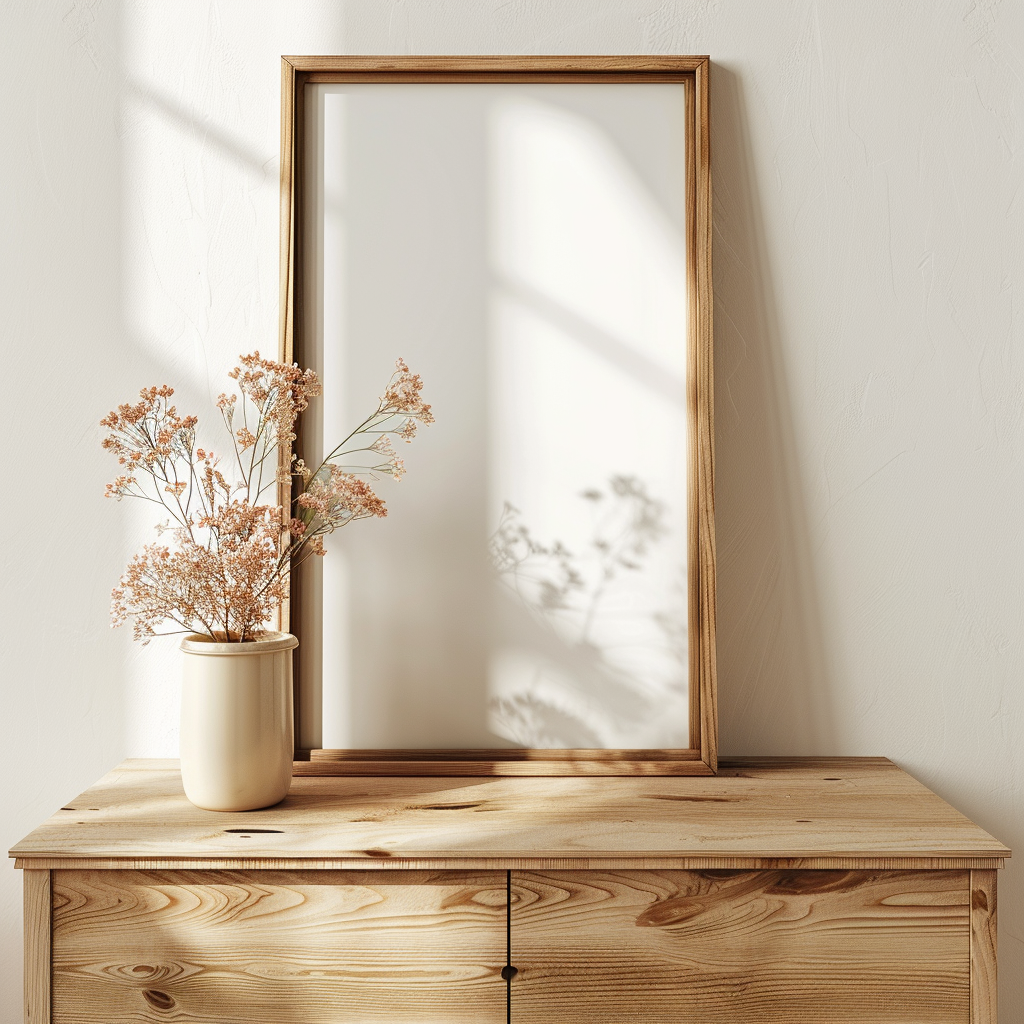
left=10, top=757, right=1008, bottom=869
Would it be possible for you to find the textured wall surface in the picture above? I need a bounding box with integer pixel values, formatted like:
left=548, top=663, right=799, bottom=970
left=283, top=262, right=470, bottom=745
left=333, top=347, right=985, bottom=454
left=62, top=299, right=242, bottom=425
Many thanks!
left=1, top=0, right=1021, bottom=1016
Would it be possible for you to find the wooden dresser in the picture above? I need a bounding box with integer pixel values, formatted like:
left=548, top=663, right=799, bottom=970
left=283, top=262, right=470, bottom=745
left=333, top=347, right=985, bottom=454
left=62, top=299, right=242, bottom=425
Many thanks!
left=11, top=757, right=1008, bottom=1023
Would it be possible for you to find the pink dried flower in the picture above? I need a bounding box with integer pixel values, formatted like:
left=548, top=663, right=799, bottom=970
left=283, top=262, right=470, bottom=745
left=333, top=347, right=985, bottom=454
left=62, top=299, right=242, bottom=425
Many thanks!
left=384, top=358, right=434, bottom=423
left=228, top=351, right=322, bottom=446
left=370, top=434, right=405, bottom=479
left=103, top=352, right=429, bottom=643
left=297, top=466, right=388, bottom=526
left=105, top=475, right=136, bottom=500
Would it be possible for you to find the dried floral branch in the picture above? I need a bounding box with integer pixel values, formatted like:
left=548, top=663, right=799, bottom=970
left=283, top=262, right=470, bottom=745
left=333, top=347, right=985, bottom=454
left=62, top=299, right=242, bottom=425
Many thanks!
left=103, top=355, right=431, bottom=643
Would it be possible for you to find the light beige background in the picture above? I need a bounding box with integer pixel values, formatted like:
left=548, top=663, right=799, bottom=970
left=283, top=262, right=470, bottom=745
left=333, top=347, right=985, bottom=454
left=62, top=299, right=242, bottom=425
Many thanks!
left=0, top=0, right=1021, bottom=1016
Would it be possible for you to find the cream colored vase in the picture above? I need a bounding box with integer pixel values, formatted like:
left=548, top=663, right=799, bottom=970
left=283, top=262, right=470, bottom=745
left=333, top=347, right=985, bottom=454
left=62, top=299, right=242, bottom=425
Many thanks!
left=179, top=632, right=298, bottom=811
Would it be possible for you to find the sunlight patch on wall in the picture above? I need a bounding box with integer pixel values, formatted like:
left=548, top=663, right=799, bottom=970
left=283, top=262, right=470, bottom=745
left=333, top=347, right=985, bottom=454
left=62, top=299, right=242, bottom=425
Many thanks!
left=487, top=92, right=690, bottom=748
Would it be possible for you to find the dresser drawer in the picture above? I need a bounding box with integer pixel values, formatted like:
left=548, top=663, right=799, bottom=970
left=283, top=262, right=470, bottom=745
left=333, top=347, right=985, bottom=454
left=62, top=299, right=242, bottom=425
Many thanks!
left=51, top=870, right=507, bottom=1024
left=513, top=869, right=971, bottom=1023
left=50, top=867, right=972, bottom=1024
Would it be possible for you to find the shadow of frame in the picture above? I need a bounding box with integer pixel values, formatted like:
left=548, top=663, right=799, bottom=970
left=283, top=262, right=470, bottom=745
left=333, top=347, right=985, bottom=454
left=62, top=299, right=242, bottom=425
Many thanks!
left=711, top=65, right=836, bottom=756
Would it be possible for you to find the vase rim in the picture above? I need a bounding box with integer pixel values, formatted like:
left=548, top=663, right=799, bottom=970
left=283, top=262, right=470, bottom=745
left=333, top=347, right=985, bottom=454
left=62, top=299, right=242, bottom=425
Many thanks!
left=180, top=631, right=299, bottom=656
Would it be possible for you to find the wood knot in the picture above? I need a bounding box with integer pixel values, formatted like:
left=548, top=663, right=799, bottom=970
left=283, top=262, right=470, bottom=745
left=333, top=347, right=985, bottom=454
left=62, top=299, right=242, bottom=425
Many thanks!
left=143, top=990, right=175, bottom=1011
left=972, top=889, right=989, bottom=912
left=766, top=871, right=857, bottom=895
left=501, top=965, right=519, bottom=981
left=636, top=896, right=709, bottom=926
left=412, top=802, right=484, bottom=811
left=440, top=887, right=507, bottom=910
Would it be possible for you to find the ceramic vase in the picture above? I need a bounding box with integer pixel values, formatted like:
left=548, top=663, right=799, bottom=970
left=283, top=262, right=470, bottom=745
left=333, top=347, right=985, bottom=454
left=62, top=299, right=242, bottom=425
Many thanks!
left=179, top=631, right=298, bottom=811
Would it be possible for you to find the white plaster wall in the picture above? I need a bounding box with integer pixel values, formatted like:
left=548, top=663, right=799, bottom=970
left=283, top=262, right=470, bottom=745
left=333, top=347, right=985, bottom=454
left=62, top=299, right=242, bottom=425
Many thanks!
left=0, top=0, right=1020, bottom=1015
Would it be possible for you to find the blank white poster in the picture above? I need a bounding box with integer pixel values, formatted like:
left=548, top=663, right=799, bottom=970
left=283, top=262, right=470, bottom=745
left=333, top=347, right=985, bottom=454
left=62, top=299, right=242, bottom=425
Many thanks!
left=306, top=82, right=689, bottom=749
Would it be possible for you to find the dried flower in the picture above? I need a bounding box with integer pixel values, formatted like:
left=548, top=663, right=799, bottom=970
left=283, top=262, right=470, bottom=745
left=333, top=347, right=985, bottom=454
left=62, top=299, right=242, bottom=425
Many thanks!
left=385, top=358, right=434, bottom=417
left=227, top=351, right=322, bottom=446
left=297, top=465, right=388, bottom=527
left=370, top=434, right=405, bottom=480
left=102, top=352, right=431, bottom=643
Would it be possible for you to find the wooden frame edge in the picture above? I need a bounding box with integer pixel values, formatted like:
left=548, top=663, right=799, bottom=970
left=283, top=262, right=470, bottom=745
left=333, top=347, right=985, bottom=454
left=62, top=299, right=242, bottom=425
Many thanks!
left=23, top=868, right=51, bottom=1024
left=294, top=747, right=711, bottom=777
left=970, top=868, right=998, bottom=1024
left=278, top=56, right=299, bottom=635
left=279, top=55, right=717, bottom=776
left=279, top=57, right=310, bottom=726
left=696, top=57, right=718, bottom=771
left=283, top=55, right=710, bottom=74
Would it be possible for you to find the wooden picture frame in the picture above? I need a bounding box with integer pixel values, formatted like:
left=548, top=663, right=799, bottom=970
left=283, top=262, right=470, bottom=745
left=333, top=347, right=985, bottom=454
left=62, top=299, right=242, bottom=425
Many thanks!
left=279, top=55, right=717, bottom=776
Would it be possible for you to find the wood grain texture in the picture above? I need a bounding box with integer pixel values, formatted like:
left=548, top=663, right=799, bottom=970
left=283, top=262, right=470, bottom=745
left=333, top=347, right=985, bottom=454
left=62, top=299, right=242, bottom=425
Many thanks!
left=692, top=57, right=718, bottom=768
left=294, top=747, right=712, bottom=777
left=298, top=747, right=704, bottom=761
left=293, top=763, right=715, bottom=777
left=970, top=869, right=998, bottom=1024
left=16, top=855, right=1007, bottom=873
left=51, top=870, right=505, bottom=1023
left=304, top=71, right=699, bottom=84
left=24, top=869, right=51, bottom=1024
left=281, top=55, right=718, bottom=772
left=279, top=58, right=298, bottom=370
left=10, top=758, right=1009, bottom=870
left=284, top=55, right=709, bottom=75
left=277, top=56, right=300, bottom=682
left=512, top=869, right=971, bottom=1023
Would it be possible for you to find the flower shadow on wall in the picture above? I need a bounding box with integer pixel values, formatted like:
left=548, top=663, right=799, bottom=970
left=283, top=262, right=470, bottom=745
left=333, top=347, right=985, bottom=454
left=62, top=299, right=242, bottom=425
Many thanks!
left=485, top=91, right=691, bottom=749
left=488, top=475, right=687, bottom=749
